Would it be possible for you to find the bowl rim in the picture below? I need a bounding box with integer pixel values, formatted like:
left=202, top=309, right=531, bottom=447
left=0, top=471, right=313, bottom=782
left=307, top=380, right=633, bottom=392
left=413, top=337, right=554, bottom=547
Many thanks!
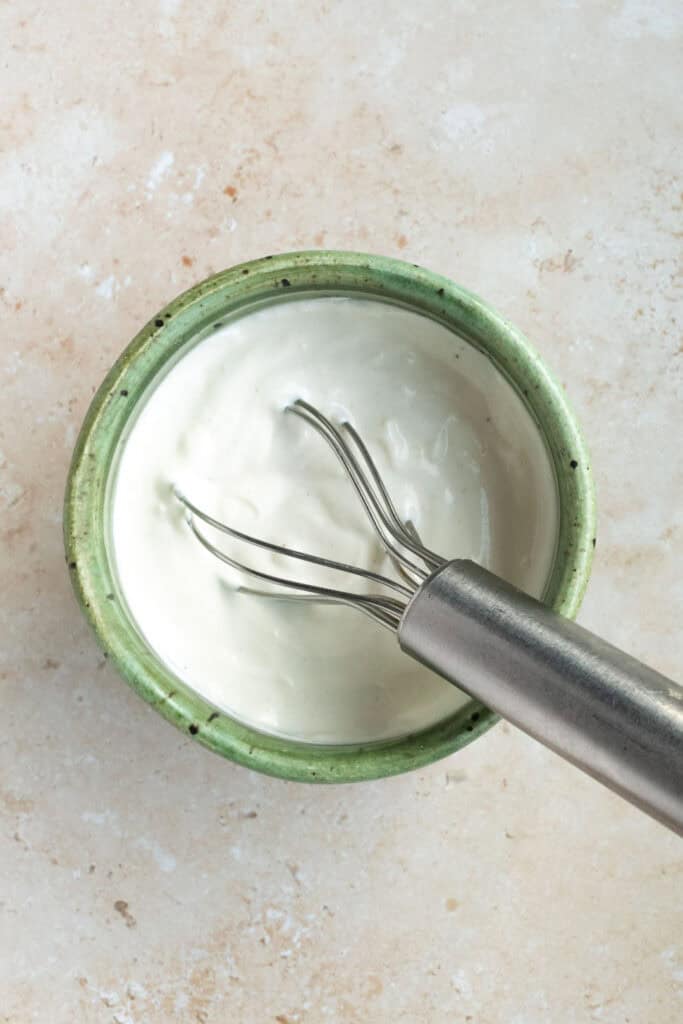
left=64, top=249, right=596, bottom=782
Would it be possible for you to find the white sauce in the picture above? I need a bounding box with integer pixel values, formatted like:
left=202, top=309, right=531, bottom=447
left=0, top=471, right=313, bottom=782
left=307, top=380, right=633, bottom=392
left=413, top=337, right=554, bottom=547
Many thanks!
left=112, top=297, right=558, bottom=743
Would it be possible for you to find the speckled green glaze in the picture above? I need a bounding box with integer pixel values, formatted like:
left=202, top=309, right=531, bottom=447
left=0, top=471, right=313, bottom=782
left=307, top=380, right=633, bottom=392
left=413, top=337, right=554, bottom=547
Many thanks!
left=64, top=251, right=596, bottom=782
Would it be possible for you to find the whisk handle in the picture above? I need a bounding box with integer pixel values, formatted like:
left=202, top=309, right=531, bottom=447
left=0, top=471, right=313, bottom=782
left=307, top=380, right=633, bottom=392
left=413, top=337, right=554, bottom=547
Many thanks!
left=398, top=560, right=683, bottom=835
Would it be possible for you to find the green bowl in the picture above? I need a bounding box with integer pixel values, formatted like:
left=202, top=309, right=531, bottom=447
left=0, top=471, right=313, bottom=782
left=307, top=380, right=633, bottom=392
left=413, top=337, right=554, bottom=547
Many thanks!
left=64, top=251, right=596, bottom=782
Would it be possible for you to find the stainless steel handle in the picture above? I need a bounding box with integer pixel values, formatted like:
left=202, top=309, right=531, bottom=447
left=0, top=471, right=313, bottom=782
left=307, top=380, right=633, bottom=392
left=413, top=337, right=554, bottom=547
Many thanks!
left=398, top=560, right=683, bottom=834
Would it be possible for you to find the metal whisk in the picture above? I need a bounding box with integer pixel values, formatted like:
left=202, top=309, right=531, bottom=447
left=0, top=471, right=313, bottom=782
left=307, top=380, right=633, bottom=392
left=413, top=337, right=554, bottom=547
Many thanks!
left=175, top=399, right=444, bottom=632
left=175, top=400, right=683, bottom=835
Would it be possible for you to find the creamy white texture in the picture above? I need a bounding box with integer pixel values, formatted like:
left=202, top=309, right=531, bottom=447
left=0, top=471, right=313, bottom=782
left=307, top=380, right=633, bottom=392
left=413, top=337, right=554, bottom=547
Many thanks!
left=112, top=297, right=558, bottom=743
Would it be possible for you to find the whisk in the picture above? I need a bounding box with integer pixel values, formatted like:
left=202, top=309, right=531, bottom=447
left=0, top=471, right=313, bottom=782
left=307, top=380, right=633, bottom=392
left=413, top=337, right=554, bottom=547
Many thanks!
left=175, top=400, right=683, bottom=835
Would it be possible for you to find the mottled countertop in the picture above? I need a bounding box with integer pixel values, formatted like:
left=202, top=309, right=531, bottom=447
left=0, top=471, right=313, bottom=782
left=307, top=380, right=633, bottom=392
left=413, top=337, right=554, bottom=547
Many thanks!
left=1, top=2, right=682, bottom=1021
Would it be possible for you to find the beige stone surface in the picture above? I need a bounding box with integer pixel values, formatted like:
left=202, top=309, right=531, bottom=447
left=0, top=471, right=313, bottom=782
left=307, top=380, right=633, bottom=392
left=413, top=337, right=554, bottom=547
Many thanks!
left=1, top=1, right=682, bottom=1021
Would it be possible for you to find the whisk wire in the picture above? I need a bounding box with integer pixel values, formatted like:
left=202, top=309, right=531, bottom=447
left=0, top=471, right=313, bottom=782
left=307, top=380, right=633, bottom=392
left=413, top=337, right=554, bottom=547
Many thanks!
left=175, top=488, right=412, bottom=599
left=287, top=400, right=430, bottom=582
left=339, top=417, right=443, bottom=571
left=186, top=517, right=404, bottom=631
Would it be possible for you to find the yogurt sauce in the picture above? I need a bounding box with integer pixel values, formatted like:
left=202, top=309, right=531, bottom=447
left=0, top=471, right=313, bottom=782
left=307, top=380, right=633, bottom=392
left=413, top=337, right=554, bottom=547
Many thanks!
left=112, top=297, right=559, bottom=743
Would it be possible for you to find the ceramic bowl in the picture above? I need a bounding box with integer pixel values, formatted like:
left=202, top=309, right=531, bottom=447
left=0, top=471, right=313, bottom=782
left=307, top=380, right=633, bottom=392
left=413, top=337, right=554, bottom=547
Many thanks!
left=64, top=251, right=596, bottom=781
